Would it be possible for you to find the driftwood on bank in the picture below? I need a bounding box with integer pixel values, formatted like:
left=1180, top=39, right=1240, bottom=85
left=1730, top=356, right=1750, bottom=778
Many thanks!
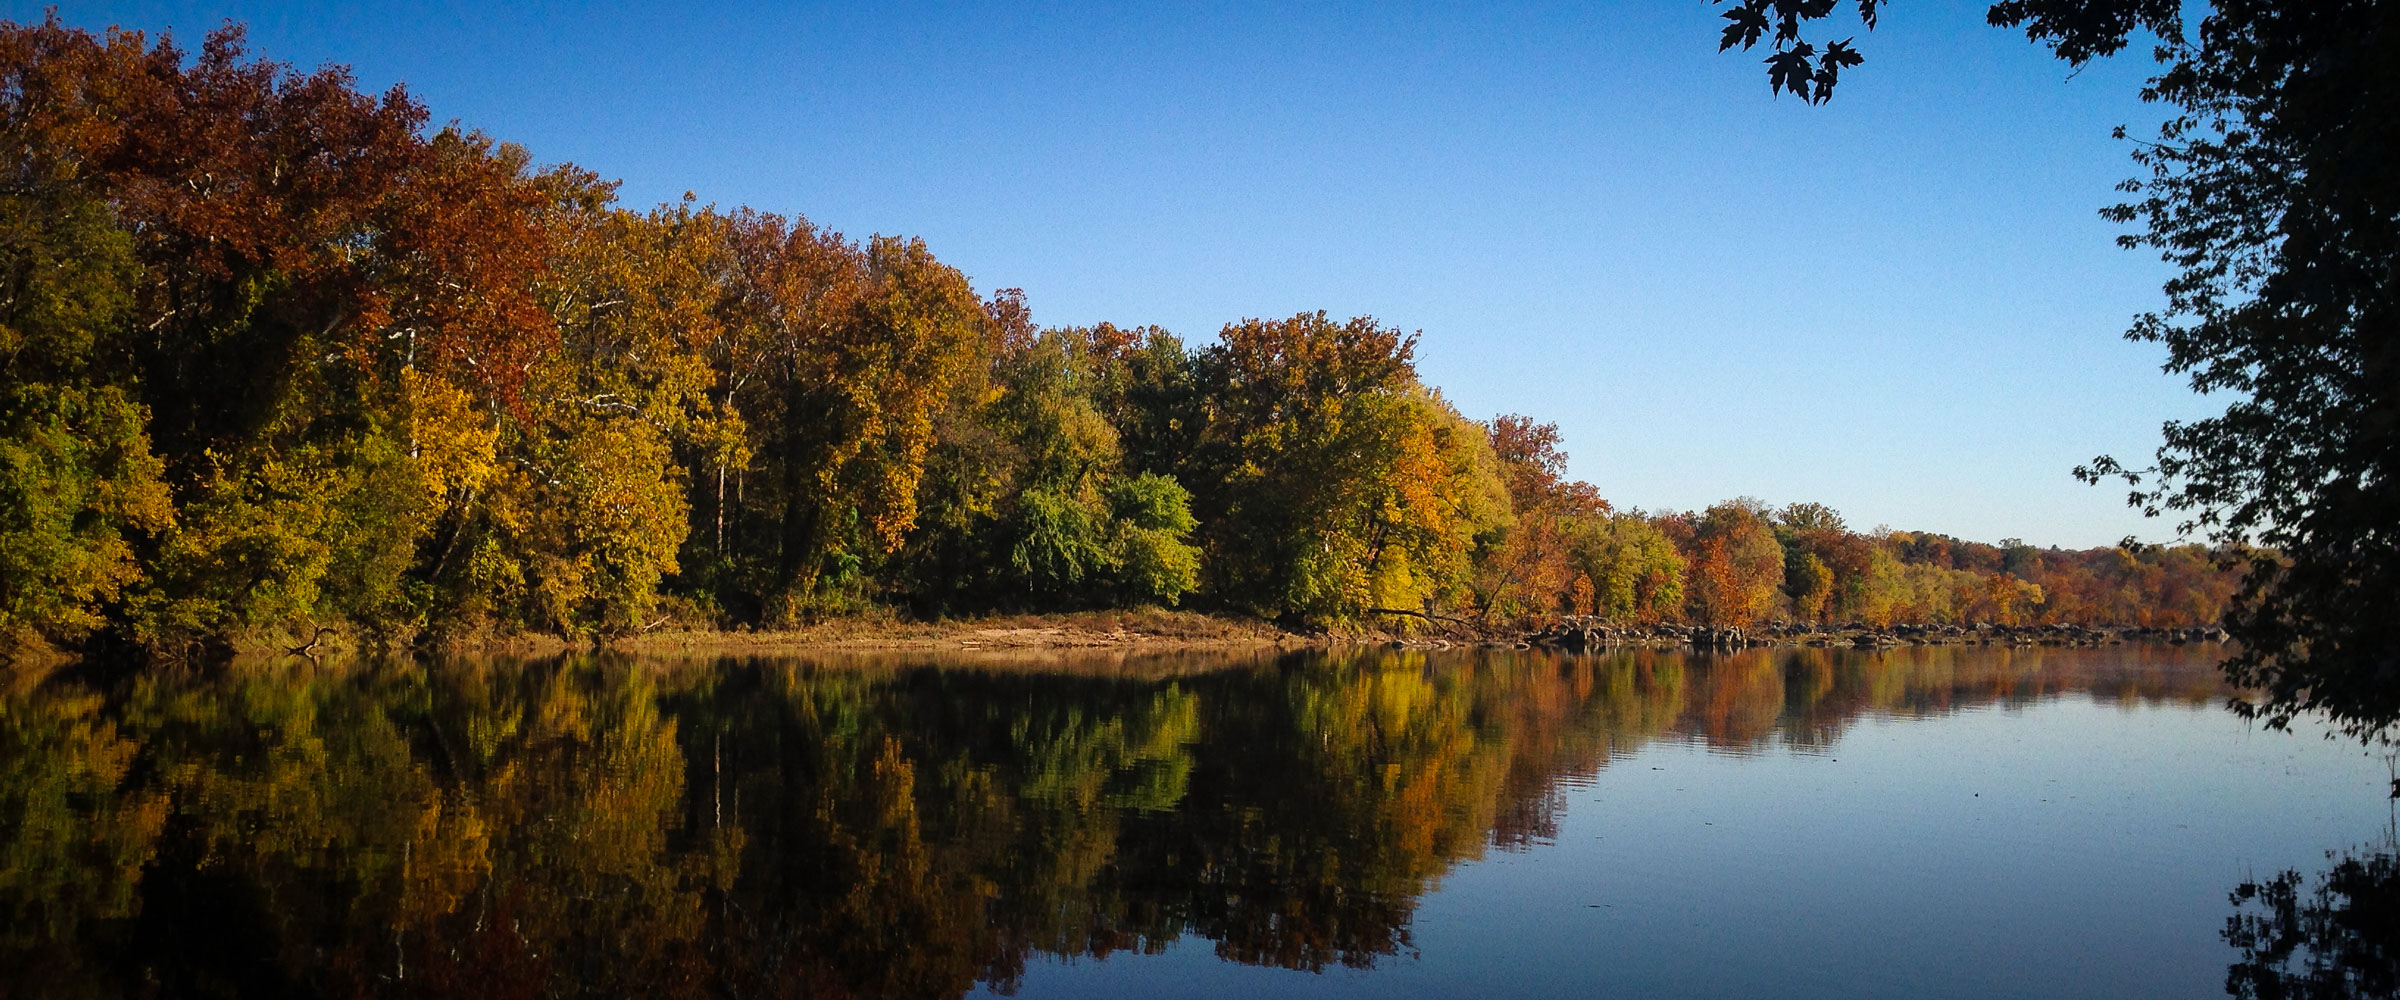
left=1367, top=607, right=1476, bottom=626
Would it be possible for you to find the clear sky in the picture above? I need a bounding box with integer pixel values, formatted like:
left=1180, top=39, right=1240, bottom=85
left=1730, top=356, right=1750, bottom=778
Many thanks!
left=32, top=1, right=2212, bottom=548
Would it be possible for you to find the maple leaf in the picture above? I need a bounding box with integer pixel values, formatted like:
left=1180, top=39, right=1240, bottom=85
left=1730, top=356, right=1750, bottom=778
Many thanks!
left=1812, top=38, right=1864, bottom=103
left=1765, top=44, right=1816, bottom=101
left=1718, top=3, right=1771, bottom=51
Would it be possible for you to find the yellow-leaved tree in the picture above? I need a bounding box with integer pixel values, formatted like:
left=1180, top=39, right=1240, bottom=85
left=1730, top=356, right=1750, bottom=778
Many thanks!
left=722, top=214, right=992, bottom=619
left=1190, top=313, right=1509, bottom=625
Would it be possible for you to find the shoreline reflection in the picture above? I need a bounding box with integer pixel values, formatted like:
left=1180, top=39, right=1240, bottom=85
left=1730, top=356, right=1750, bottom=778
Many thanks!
left=1, top=647, right=2241, bottom=997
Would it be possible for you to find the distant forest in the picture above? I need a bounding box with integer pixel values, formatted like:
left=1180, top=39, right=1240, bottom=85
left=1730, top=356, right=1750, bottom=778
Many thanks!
left=0, top=20, right=2243, bottom=653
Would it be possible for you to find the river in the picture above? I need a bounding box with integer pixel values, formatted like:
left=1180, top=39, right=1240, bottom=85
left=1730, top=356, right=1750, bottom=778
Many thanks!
left=3, top=645, right=2389, bottom=998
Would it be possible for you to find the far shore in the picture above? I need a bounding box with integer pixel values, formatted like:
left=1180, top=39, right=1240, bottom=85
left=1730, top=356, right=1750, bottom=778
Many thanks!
left=580, top=611, right=2232, bottom=657
left=609, top=610, right=1315, bottom=655
left=9, top=610, right=2230, bottom=669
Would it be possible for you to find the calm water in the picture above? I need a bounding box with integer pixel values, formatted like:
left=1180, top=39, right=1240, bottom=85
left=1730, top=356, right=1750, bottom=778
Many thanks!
left=3, top=645, right=2391, bottom=998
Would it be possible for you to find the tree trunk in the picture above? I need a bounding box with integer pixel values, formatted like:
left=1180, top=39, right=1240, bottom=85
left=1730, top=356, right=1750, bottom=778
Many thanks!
left=775, top=382, right=841, bottom=611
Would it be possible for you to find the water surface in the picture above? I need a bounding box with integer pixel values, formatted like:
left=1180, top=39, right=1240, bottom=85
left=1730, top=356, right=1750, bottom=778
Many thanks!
left=3, top=645, right=2388, bottom=998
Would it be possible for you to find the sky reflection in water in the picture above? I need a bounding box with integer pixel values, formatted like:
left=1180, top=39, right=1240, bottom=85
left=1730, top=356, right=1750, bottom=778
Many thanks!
left=3, top=645, right=2387, bottom=999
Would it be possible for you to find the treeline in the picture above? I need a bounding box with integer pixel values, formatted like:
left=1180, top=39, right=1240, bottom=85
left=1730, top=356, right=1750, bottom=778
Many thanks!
left=1482, top=478, right=2242, bottom=632
left=0, top=20, right=2241, bottom=654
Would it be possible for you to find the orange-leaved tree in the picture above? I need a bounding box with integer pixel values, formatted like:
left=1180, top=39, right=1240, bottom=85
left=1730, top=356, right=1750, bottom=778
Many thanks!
left=1683, top=499, right=1785, bottom=626
left=1472, top=415, right=1607, bottom=621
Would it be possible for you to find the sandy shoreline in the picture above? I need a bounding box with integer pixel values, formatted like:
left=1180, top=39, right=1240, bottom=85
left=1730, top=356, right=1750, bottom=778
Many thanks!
left=606, top=610, right=1319, bottom=655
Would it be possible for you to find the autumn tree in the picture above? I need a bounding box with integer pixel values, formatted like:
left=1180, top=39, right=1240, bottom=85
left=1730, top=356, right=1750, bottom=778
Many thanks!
left=1568, top=513, right=1688, bottom=625
left=1471, top=415, right=1608, bottom=621
left=1186, top=313, right=1509, bottom=624
left=899, top=322, right=1201, bottom=610
left=1770, top=502, right=1864, bottom=623
left=1682, top=499, right=1785, bottom=626
left=0, top=19, right=566, bottom=647
left=718, top=213, right=991, bottom=618
left=0, top=69, right=170, bottom=646
left=1077, top=321, right=1206, bottom=482
left=442, top=183, right=732, bottom=635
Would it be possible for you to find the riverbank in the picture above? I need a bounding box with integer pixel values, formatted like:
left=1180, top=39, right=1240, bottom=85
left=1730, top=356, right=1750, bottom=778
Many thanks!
left=1515, top=618, right=2229, bottom=652
left=617, top=612, right=2228, bottom=656
left=3, top=610, right=2229, bottom=670
left=609, top=609, right=1316, bottom=655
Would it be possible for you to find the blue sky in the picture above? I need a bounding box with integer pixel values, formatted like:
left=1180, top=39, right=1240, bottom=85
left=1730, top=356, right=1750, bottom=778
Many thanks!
left=35, top=1, right=2209, bottom=548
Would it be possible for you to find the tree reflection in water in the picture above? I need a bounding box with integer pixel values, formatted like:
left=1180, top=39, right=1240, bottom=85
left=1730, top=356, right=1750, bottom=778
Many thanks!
left=2225, top=836, right=2400, bottom=1000
left=0, top=646, right=2229, bottom=998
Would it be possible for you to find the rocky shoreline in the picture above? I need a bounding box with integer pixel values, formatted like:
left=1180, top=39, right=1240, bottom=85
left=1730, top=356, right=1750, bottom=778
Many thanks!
left=1512, top=618, right=2228, bottom=652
